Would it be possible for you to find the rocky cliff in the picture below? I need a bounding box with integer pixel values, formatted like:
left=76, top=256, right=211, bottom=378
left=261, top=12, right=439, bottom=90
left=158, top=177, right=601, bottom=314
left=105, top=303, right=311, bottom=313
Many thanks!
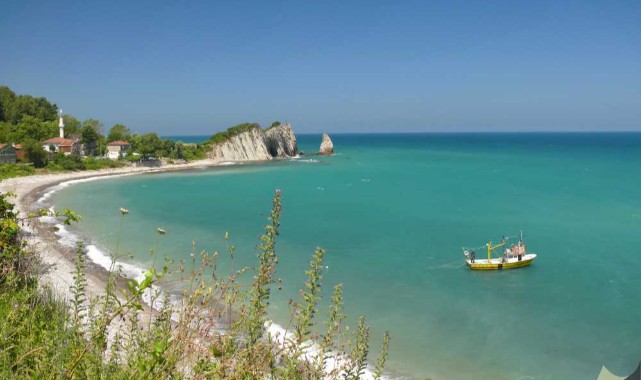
left=207, top=123, right=298, bottom=162
left=319, top=133, right=334, bottom=155
left=264, top=123, right=298, bottom=157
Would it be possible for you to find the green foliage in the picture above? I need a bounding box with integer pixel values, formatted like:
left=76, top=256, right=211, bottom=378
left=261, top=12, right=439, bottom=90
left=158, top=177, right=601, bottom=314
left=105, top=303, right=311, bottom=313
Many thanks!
left=83, top=157, right=125, bottom=170
left=47, top=154, right=126, bottom=171
left=130, top=132, right=163, bottom=159
left=0, top=191, right=391, bottom=379
left=81, top=124, right=101, bottom=156
left=0, top=86, right=17, bottom=122
left=173, top=142, right=205, bottom=161
left=268, top=120, right=281, bottom=129
left=82, top=118, right=104, bottom=136
left=107, top=124, right=131, bottom=142
left=22, top=140, right=47, bottom=168
left=52, top=153, right=84, bottom=170
left=0, top=86, right=57, bottom=124
left=62, top=114, right=82, bottom=136
left=209, top=122, right=260, bottom=144
left=0, top=164, right=35, bottom=180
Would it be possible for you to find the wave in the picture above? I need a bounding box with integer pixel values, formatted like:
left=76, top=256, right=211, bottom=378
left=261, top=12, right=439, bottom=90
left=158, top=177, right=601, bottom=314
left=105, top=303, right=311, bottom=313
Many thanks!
left=266, top=322, right=393, bottom=380
left=36, top=175, right=398, bottom=379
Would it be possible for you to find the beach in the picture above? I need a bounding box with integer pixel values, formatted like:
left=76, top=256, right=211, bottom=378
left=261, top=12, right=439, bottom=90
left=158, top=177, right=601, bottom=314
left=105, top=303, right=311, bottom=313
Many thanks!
left=5, top=132, right=641, bottom=379
left=0, top=159, right=222, bottom=304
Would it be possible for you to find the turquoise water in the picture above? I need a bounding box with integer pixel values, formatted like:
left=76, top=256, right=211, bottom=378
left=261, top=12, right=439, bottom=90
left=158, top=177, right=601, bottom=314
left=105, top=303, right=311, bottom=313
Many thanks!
left=50, top=133, right=641, bottom=379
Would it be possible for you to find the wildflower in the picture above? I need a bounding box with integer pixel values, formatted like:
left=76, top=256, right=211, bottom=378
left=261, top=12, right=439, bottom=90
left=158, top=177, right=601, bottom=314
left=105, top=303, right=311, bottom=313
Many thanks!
left=157, top=227, right=166, bottom=235
left=119, top=208, right=129, bottom=215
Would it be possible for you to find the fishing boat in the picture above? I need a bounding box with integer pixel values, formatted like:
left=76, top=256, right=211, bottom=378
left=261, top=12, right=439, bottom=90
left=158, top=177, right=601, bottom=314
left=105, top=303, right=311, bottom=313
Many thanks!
left=462, top=232, right=537, bottom=270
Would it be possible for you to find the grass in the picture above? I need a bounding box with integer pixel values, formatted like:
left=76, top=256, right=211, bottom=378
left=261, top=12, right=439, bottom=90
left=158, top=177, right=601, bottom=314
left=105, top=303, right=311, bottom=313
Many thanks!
left=0, top=190, right=390, bottom=379
left=0, top=163, right=35, bottom=180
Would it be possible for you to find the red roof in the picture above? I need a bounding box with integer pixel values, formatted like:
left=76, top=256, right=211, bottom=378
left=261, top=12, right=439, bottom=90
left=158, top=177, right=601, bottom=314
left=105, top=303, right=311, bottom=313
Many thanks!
left=107, top=140, right=130, bottom=146
left=42, top=137, right=78, bottom=147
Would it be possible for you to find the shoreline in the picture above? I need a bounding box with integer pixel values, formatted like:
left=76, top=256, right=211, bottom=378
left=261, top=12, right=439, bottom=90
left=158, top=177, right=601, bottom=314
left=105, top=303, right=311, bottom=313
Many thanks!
left=0, top=158, right=397, bottom=380
left=0, top=159, right=224, bottom=304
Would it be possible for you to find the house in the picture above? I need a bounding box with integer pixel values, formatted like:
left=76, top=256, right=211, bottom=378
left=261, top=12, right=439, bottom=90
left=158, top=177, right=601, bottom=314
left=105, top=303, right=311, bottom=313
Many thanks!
left=106, top=140, right=131, bottom=159
left=13, top=144, right=25, bottom=161
left=42, top=137, right=81, bottom=155
left=0, top=144, right=17, bottom=164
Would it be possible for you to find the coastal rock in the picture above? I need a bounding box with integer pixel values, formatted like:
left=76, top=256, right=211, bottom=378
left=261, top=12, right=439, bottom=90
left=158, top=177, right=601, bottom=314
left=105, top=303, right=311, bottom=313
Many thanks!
left=264, top=122, right=298, bottom=157
left=319, top=133, right=334, bottom=155
left=207, top=123, right=298, bottom=162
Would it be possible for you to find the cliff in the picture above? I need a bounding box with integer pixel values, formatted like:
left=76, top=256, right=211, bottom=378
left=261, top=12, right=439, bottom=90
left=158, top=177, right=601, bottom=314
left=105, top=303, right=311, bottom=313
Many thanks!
left=207, top=122, right=298, bottom=161
left=264, top=123, right=298, bottom=157
left=319, top=133, right=334, bottom=155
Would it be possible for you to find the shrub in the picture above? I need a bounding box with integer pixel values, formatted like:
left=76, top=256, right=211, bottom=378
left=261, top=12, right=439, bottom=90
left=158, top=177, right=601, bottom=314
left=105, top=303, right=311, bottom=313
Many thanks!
left=209, top=122, right=261, bottom=145
left=0, top=164, right=35, bottom=180
left=0, top=191, right=390, bottom=379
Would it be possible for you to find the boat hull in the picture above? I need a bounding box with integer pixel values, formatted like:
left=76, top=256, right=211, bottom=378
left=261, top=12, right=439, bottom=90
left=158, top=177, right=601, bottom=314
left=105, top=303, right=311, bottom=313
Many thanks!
left=466, top=254, right=536, bottom=270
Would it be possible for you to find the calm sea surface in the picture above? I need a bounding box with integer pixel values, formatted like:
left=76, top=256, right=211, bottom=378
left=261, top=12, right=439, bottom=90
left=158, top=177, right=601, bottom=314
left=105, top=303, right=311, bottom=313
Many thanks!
left=50, top=133, right=641, bottom=379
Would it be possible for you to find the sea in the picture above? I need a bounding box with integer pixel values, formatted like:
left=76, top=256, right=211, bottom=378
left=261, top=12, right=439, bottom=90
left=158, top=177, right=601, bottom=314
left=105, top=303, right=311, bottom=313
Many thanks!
left=44, top=133, right=641, bottom=380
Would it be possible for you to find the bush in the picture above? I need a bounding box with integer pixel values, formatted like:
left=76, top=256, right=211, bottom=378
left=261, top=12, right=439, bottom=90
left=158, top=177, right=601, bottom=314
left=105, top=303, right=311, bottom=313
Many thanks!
left=83, top=157, right=126, bottom=170
left=209, top=122, right=260, bottom=145
left=0, top=164, right=35, bottom=180
left=0, top=191, right=390, bottom=379
left=53, top=153, right=84, bottom=170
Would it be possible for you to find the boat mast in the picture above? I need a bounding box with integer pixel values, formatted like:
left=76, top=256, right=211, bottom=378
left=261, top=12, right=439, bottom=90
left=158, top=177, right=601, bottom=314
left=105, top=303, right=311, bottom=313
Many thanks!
left=487, top=239, right=506, bottom=261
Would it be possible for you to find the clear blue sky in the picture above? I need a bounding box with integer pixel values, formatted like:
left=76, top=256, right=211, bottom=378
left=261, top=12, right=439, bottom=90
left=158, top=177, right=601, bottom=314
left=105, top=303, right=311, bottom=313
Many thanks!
left=1, top=0, right=639, bottom=134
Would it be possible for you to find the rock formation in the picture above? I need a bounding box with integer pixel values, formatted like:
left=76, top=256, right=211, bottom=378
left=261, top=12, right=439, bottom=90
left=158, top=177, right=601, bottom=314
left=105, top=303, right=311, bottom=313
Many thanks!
left=207, top=123, right=298, bottom=162
left=264, top=122, right=298, bottom=157
left=319, top=133, right=334, bottom=155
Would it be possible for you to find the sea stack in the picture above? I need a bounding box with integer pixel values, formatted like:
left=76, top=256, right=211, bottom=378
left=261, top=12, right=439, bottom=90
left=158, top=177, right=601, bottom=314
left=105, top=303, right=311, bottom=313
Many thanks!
left=319, top=133, right=334, bottom=155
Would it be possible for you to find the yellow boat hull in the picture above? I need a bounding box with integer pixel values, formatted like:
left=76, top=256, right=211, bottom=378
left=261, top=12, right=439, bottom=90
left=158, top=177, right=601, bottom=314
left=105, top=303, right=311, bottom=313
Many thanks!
left=466, top=254, right=536, bottom=270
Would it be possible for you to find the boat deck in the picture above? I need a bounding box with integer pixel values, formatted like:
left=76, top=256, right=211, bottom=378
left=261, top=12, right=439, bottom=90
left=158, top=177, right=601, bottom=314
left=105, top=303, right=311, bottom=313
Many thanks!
left=466, top=253, right=537, bottom=270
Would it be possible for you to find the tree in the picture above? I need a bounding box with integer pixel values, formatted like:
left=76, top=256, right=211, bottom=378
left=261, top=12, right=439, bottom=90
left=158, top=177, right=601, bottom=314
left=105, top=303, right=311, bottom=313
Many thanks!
left=62, top=114, right=82, bottom=136
left=7, top=95, right=57, bottom=124
left=15, top=115, right=57, bottom=142
left=0, top=121, right=11, bottom=143
left=82, top=119, right=104, bottom=136
left=0, top=86, right=17, bottom=122
left=107, top=124, right=131, bottom=142
left=135, top=133, right=162, bottom=159
left=174, top=142, right=184, bottom=159
left=23, top=139, right=47, bottom=168
left=81, top=125, right=100, bottom=156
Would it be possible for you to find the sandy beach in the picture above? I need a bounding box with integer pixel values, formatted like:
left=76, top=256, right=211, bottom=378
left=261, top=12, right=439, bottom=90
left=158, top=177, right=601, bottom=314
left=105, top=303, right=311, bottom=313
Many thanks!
left=0, top=159, right=222, bottom=302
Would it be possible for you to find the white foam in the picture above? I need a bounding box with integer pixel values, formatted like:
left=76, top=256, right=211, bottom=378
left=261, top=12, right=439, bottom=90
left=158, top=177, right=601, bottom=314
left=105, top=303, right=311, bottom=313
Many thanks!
left=38, top=174, right=131, bottom=204
left=265, top=321, right=392, bottom=379
left=35, top=173, right=395, bottom=378
left=53, top=223, right=80, bottom=248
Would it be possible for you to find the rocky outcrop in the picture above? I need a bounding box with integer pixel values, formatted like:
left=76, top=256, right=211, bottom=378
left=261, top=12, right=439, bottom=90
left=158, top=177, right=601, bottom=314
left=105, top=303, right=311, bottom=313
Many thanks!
left=207, top=123, right=298, bottom=162
left=319, top=133, right=334, bottom=155
left=264, top=122, right=298, bottom=157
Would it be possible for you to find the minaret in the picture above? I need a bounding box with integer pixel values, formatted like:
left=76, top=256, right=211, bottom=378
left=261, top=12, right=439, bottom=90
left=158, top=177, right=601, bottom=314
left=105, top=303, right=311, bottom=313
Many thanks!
left=58, top=109, right=64, bottom=138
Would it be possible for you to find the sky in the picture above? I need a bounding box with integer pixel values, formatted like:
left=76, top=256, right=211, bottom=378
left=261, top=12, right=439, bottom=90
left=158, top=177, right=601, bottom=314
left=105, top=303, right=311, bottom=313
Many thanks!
left=1, top=0, right=640, bottom=134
